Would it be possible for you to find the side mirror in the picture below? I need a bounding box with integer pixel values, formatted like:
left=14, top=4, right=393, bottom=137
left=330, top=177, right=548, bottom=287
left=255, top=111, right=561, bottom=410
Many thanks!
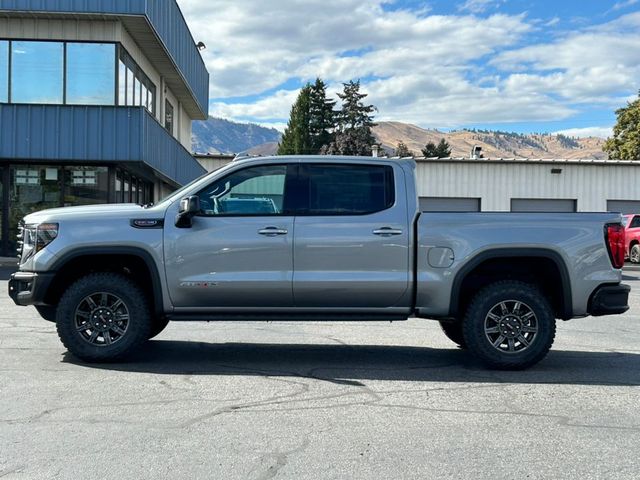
left=175, top=195, right=200, bottom=228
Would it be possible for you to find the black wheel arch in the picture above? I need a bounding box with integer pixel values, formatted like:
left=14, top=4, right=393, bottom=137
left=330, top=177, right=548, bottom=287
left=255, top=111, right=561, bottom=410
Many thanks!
left=46, top=246, right=165, bottom=317
left=449, top=248, right=573, bottom=320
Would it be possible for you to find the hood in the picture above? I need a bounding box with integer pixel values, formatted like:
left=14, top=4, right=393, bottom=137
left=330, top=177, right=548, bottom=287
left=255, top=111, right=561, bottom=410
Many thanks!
left=23, top=203, right=151, bottom=223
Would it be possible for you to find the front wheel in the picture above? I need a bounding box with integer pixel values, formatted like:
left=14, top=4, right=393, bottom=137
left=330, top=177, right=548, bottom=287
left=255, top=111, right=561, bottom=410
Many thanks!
left=463, top=281, right=556, bottom=370
left=56, top=273, right=151, bottom=362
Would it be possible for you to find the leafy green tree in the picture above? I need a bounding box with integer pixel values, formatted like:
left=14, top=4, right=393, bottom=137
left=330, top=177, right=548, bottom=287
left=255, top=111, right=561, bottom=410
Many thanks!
left=277, top=85, right=312, bottom=155
left=435, top=138, right=452, bottom=158
left=422, top=141, right=438, bottom=157
left=394, top=141, right=413, bottom=157
left=309, top=78, right=336, bottom=153
left=325, top=80, right=377, bottom=156
left=604, top=93, right=640, bottom=160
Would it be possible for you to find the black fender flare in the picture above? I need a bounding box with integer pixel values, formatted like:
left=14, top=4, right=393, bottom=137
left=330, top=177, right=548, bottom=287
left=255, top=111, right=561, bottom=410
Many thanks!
left=449, top=248, right=573, bottom=320
left=49, top=246, right=165, bottom=316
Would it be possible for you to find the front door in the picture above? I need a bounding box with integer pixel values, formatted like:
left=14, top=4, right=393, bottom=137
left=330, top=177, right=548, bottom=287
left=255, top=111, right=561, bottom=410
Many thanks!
left=293, top=162, right=410, bottom=308
left=164, top=164, right=296, bottom=308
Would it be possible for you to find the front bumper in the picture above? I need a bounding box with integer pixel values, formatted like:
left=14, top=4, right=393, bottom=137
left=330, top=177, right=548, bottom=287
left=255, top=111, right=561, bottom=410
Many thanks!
left=8, top=272, right=55, bottom=306
left=588, top=284, right=631, bottom=317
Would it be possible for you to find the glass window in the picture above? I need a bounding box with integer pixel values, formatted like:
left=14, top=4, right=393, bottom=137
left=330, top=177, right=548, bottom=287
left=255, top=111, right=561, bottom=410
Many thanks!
left=197, top=165, right=287, bottom=216
left=631, top=216, right=640, bottom=228
left=123, top=174, right=130, bottom=202
left=147, top=83, right=156, bottom=114
left=9, top=166, right=62, bottom=251
left=11, top=41, right=63, bottom=104
left=134, top=77, right=140, bottom=106
left=66, top=43, right=115, bottom=105
left=131, top=177, right=138, bottom=204
left=0, top=41, right=8, bottom=103
left=302, top=164, right=395, bottom=215
left=64, top=167, right=108, bottom=206
left=127, top=67, right=135, bottom=106
left=141, top=83, right=148, bottom=110
left=115, top=170, right=123, bottom=203
left=165, top=100, right=174, bottom=134
left=118, top=60, right=127, bottom=106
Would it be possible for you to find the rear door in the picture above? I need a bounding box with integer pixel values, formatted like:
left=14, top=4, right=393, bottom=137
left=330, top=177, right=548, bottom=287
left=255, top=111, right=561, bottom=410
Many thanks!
left=292, top=162, right=410, bottom=308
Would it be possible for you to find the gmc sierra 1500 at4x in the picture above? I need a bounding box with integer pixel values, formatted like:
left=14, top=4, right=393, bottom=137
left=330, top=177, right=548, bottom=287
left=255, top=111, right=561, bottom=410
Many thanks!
left=9, top=156, right=630, bottom=369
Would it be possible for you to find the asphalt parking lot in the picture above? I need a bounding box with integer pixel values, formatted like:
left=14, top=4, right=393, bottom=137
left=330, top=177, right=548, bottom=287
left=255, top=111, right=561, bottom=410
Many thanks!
left=1, top=266, right=639, bottom=480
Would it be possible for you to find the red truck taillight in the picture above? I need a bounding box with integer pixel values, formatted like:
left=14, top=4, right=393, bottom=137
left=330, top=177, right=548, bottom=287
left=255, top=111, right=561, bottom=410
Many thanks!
left=605, top=223, right=625, bottom=269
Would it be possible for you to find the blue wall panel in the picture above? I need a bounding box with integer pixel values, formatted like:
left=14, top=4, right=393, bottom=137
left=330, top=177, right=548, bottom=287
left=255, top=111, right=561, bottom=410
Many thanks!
left=0, top=0, right=209, bottom=116
left=0, top=104, right=205, bottom=185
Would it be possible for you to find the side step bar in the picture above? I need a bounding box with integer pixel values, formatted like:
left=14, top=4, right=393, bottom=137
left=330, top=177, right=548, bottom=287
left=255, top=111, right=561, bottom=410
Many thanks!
left=168, top=313, right=409, bottom=322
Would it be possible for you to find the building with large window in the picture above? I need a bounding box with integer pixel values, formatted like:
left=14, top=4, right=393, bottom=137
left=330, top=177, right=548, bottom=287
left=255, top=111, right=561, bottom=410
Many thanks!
left=0, top=0, right=209, bottom=256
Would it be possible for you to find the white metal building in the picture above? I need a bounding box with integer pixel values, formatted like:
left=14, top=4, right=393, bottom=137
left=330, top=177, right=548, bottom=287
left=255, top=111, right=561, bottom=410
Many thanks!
left=194, top=155, right=640, bottom=214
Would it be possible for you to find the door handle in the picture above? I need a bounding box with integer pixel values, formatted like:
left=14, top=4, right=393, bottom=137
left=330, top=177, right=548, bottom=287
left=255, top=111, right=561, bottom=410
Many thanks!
left=258, top=226, right=288, bottom=236
left=373, top=227, right=403, bottom=236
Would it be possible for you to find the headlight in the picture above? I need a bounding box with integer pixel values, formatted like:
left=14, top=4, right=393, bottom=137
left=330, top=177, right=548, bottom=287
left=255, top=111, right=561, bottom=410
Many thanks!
left=20, top=223, right=59, bottom=261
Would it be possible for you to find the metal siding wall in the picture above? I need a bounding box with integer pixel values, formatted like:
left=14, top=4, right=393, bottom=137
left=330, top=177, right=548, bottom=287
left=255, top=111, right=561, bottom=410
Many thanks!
left=415, top=160, right=640, bottom=212
left=0, top=17, right=119, bottom=41
left=0, top=104, right=204, bottom=185
left=0, top=104, right=142, bottom=162
left=0, top=0, right=209, bottom=117
left=141, top=109, right=205, bottom=185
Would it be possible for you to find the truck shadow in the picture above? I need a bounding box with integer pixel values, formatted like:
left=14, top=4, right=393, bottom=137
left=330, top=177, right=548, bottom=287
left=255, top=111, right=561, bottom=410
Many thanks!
left=64, top=341, right=640, bottom=387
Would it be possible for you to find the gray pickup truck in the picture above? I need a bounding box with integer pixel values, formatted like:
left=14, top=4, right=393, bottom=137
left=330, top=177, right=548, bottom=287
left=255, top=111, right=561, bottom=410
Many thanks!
left=8, top=156, right=630, bottom=369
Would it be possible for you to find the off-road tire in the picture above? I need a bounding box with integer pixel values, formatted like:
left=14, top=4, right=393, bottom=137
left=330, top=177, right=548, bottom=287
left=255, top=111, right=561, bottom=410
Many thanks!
left=439, top=321, right=467, bottom=349
left=463, top=280, right=556, bottom=370
left=56, top=273, right=151, bottom=362
left=630, top=244, right=640, bottom=264
left=149, top=317, right=170, bottom=340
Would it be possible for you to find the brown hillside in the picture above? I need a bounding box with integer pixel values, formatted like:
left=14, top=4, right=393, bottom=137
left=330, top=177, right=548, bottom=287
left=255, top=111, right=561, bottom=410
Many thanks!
left=373, top=121, right=607, bottom=159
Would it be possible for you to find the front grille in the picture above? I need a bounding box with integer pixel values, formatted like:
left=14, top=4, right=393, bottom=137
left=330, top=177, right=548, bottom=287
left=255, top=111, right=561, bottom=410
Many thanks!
left=16, top=221, right=24, bottom=260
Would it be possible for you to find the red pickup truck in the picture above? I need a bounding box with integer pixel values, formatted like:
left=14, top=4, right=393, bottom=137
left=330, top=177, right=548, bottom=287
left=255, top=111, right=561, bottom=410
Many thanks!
left=624, top=214, right=640, bottom=263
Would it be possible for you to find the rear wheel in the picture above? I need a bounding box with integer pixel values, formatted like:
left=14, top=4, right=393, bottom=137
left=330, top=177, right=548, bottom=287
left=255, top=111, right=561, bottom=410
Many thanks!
left=630, top=244, right=640, bottom=263
left=463, top=280, right=556, bottom=370
left=56, top=272, right=151, bottom=362
left=439, top=321, right=467, bottom=349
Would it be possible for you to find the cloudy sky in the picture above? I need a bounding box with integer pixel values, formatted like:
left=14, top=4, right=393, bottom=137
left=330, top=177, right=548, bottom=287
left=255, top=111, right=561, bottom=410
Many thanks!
left=178, top=0, right=640, bottom=137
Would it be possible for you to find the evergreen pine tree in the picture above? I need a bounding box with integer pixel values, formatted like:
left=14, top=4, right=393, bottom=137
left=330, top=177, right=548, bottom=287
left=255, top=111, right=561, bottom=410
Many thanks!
left=277, top=85, right=312, bottom=155
left=422, top=141, right=438, bottom=157
left=309, top=78, right=336, bottom=153
left=395, top=141, right=413, bottom=157
left=435, top=138, right=452, bottom=158
left=325, top=80, right=377, bottom=156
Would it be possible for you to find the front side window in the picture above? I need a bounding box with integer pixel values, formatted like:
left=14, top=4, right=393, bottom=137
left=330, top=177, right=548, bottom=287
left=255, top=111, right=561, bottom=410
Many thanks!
left=11, top=41, right=63, bottom=104
left=631, top=216, right=640, bottom=228
left=0, top=41, right=8, bottom=102
left=197, top=165, right=288, bottom=216
left=301, top=164, right=395, bottom=215
left=66, top=43, right=115, bottom=105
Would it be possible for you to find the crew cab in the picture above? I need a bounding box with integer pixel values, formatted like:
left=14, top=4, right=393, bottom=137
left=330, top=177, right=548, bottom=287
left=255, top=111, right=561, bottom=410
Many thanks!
left=8, top=156, right=630, bottom=369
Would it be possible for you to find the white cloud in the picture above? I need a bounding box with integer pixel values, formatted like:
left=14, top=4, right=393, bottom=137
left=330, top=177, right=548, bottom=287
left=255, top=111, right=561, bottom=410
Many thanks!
left=554, top=127, right=613, bottom=139
left=457, top=0, right=504, bottom=14
left=612, top=0, right=639, bottom=11
left=177, top=1, right=640, bottom=131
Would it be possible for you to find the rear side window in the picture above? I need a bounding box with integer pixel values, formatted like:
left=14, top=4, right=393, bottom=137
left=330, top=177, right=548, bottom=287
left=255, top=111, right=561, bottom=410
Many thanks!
left=300, top=164, right=395, bottom=215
